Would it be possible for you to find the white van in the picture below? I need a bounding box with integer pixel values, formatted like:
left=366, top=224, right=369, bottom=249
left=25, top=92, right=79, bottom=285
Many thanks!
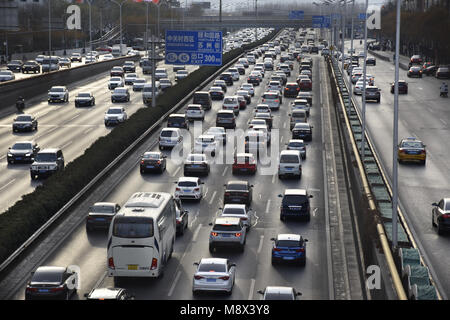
left=278, top=150, right=302, bottom=179
left=107, top=192, right=176, bottom=278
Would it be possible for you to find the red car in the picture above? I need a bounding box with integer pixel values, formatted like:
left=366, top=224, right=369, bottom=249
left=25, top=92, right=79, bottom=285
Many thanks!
left=410, top=55, right=423, bottom=65
left=299, top=78, right=312, bottom=91
left=232, top=153, right=257, bottom=175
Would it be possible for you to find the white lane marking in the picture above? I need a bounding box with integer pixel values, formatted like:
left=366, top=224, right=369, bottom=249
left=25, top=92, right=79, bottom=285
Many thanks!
left=280, top=135, right=284, bottom=143
left=440, top=119, right=447, bottom=126
left=168, top=270, right=182, bottom=297
left=257, top=235, right=264, bottom=254
left=59, top=140, right=73, bottom=150
left=0, top=179, right=16, bottom=193
left=272, top=173, right=276, bottom=183
left=313, top=208, right=318, bottom=217
left=0, top=155, right=5, bottom=161
left=309, top=188, right=321, bottom=192
left=209, top=191, right=217, bottom=205
left=265, top=200, right=271, bottom=214
left=67, top=113, right=81, bottom=122
left=189, top=210, right=200, bottom=227
left=248, top=278, right=256, bottom=300
left=83, top=126, right=95, bottom=135
left=192, top=223, right=202, bottom=242
left=92, top=271, right=108, bottom=290
left=283, top=122, right=287, bottom=129
left=222, top=166, right=228, bottom=176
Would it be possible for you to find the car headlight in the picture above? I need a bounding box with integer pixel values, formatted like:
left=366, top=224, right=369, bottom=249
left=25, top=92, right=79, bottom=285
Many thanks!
left=7, top=153, right=12, bottom=157
left=25, top=153, right=31, bottom=157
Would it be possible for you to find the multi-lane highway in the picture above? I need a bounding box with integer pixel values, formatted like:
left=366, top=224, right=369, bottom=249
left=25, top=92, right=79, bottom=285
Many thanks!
left=5, top=31, right=349, bottom=300
left=344, top=40, right=450, bottom=299
left=0, top=54, right=198, bottom=213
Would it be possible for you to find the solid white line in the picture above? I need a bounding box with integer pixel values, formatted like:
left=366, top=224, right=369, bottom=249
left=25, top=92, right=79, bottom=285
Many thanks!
left=248, top=278, right=256, bottom=301
left=92, top=271, right=108, bottom=290
left=168, top=270, right=182, bottom=297
left=192, top=224, right=202, bottom=242
left=440, top=119, right=447, bottom=126
left=172, top=166, right=181, bottom=177
left=0, top=179, right=16, bottom=193
left=209, top=191, right=217, bottom=205
left=272, top=174, right=276, bottom=183
left=59, top=140, right=73, bottom=150
left=222, top=166, right=228, bottom=176
left=189, top=210, right=200, bottom=227
left=0, top=155, right=5, bottom=161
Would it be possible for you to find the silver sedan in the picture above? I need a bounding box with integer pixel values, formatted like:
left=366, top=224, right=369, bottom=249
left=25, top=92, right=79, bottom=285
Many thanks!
left=192, top=258, right=236, bottom=295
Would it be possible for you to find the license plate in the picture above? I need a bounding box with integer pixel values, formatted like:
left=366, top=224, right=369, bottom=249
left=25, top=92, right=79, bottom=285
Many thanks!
left=290, top=207, right=301, bottom=211
left=207, top=278, right=216, bottom=282
left=221, top=234, right=231, bottom=237
left=232, top=199, right=240, bottom=202
left=241, top=168, right=248, bottom=171
left=283, top=257, right=295, bottom=260
left=128, top=265, right=138, bottom=270
left=16, top=157, right=22, bottom=160
left=192, top=165, right=200, bottom=168
left=95, top=218, right=106, bottom=221
left=147, top=165, right=154, bottom=168
left=285, top=168, right=293, bottom=171
left=183, top=189, right=191, bottom=192
left=39, top=289, right=50, bottom=293
left=39, top=170, right=47, bottom=173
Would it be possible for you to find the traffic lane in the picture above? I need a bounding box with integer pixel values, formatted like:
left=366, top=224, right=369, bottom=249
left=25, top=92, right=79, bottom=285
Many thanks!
left=12, top=51, right=324, bottom=300
left=0, top=59, right=196, bottom=212
left=346, top=57, right=450, bottom=298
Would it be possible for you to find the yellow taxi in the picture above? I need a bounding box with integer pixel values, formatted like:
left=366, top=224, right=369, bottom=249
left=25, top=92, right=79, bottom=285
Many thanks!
left=398, top=137, right=426, bottom=165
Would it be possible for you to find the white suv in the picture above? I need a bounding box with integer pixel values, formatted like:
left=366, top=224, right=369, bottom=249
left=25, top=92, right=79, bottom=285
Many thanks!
left=174, top=177, right=204, bottom=201
left=222, top=96, right=240, bottom=115
left=104, top=106, right=127, bottom=126
left=209, top=217, right=247, bottom=252
left=185, top=104, right=205, bottom=121
left=159, top=128, right=182, bottom=150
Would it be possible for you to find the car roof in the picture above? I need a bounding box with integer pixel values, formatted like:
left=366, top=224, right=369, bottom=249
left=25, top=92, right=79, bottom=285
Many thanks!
left=92, top=202, right=117, bottom=207
left=293, top=123, right=311, bottom=129
left=200, top=258, right=227, bottom=265
left=38, top=148, right=60, bottom=153
left=214, top=217, right=241, bottom=225
left=168, top=113, right=186, bottom=118
left=161, top=127, right=180, bottom=132
left=13, top=140, right=34, bottom=145
left=143, top=151, right=162, bottom=157
left=284, top=189, right=307, bottom=196
left=265, top=286, right=294, bottom=294
left=88, top=287, right=122, bottom=299
left=35, top=266, right=66, bottom=274
left=178, top=177, right=199, bottom=183
left=277, top=234, right=301, bottom=241
left=289, top=139, right=305, bottom=143
left=223, top=204, right=247, bottom=210
left=227, top=180, right=248, bottom=186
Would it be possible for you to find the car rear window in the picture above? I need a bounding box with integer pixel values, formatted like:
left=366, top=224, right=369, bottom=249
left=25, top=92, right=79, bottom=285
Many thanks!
left=226, top=183, right=247, bottom=191
left=213, top=224, right=242, bottom=232
left=283, top=195, right=308, bottom=205
left=223, top=207, right=245, bottom=215
left=160, top=130, right=178, bottom=137
left=280, top=155, right=300, bottom=163
left=218, top=113, right=234, bottom=118
left=91, top=205, right=115, bottom=213
left=277, top=240, right=301, bottom=247
left=198, top=263, right=226, bottom=273
left=31, top=270, right=63, bottom=283
left=178, top=181, right=198, bottom=187
left=113, top=217, right=153, bottom=238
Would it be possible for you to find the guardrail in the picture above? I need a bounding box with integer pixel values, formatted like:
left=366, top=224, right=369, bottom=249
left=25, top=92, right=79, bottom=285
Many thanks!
left=0, top=54, right=140, bottom=112
left=0, top=30, right=282, bottom=277
left=327, top=56, right=439, bottom=300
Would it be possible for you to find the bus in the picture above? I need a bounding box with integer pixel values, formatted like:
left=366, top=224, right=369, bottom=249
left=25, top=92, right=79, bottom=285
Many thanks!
left=107, top=192, right=176, bottom=279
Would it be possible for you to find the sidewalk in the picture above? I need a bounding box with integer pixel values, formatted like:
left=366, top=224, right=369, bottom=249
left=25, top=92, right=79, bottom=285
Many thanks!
left=368, top=49, right=411, bottom=70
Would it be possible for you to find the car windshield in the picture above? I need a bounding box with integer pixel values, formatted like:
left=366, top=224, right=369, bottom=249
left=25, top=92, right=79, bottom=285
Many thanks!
left=111, top=77, right=121, bottom=81
left=287, top=85, right=299, bottom=89
left=107, top=109, right=122, bottom=114
left=277, top=240, right=301, bottom=247
left=114, top=89, right=126, bottom=93
left=198, top=263, right=226, bottom=273
left=283, top=195, right=307, bottom=205
left=15, top=115, right=32, bottom=121
left=280, top=155, right=299, bottom=163
left=50, top=87, right=64, bottom=92
left=113, top=217, right=153, bottom=238
left=12, top=143, right=32, bottom=150
left=31, top=270, right=63, bottom=283
left=0, top=71, right=11, bottom=76
left=35, top=153, right=57, bottom=162
left=224, top=98, right=236, bottom=103
left=90, top=205, right=115, bottom=213
left=77, top=93, right=91, bottom=97
left=178, top=181, right=198, bottom=187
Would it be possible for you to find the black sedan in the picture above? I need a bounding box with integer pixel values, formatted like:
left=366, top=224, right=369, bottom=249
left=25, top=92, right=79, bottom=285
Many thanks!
left=12, top=114, right=38, bottom=132
left=22, top=60, right=40, bottom=74
left=366, top=57, right=376, bottom=66
left=390, top=80, right=408, bottom=94
left=86, top=202, right=121, bottom=231
left=247, top=75, right=260, bottom=86
left=223, top=180, right=253, bottom=206
left=7, top=141, right=40, bottom=164
left=140, top=151, right=167, bottom=173
left=25, top=266, right=78, bottom=300
left=75, top=92, right=95, bottom=107
left=7, top=60, right=23, bottom=72
left=208, top=86, right=225, bottom=100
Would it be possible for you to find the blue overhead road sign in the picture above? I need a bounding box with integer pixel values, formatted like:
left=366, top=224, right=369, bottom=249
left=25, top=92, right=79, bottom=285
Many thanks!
left=165, top=30, right=222, bottom=66
left=312, top=15, right=324, bottom=28
left=289, top=10, right=304, bottom=20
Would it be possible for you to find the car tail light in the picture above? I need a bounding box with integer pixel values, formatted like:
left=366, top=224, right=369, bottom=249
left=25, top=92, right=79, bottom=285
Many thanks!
left=26, top=287, right=38, bottom=293
left=194, top=275, right=204, bottom=280
left=194, top=188, right=200, bottom=191
left=51, top=286, right=65, bottom=292
left=225, top=192, right=230, bottom=196
left=150, top=258, right=158, bottom=270
left=399, top=149, right=404, bottom=154
left=176, top=187, right=181, bottom=191
left=235, top=233, right=242, bottom=237
left=156, top=160, right=161, bottom=165
left=295, top=248, right=305, bottom=253
left=108, top=257, right=115, bottom=269
left=421, top=150, right=426, bottom=155
left=140, top=160, right=145, bottom=164
left=442, top=214, right=450, bottom=219
left=241, top=217, right=248, bottom=221
left=211, top=232, right=218, bottom=237
left=275, top=100, right=279, bottom=103
left=273, top=248, right=281, bottom=252
left=219, top=276, right=230, bottom=280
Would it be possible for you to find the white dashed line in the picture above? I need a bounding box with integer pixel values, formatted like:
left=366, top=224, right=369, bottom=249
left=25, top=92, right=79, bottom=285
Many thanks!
left=209, top=191, right=217, bottom=205
left=168, top=270, right=182, bottom=297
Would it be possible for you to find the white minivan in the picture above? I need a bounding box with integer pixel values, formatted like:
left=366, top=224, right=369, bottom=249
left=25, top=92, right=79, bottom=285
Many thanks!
left=278, top=150, right=302, bottom=179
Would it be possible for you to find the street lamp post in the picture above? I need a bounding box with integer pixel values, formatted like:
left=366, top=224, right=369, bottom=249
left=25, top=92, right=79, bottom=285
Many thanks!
left=88, top=0, right=92, bottom=51
left=48, top=0, right=52, bottom=72
left=361, top=0, right=369, bottom=165
left=348, top=0, right=355, bottom=114
left=110, top=0, right=126, bottom=56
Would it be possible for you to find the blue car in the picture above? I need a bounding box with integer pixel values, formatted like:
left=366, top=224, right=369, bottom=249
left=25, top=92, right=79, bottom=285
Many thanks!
left=271, top=234, right=308, bottom=266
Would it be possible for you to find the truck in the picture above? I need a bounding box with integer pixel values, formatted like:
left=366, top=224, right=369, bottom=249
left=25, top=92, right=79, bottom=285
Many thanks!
left=112, top=44, right=127, bottom=57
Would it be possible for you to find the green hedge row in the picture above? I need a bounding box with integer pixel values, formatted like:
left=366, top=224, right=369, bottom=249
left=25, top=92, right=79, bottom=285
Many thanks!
left=0, top=29, right=280, bottom=265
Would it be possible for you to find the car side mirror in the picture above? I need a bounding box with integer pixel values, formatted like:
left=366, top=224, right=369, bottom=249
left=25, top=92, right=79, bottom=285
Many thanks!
left=184, top=210, right=189, bottom=214
left=296, top=292, right=303, bottom=296
left=270, top=237, right=276, bottom=241
left=208, top=222, right=213, bottom=226
left=309, top=195, right=313, bottom=198
left=432, top=202, right=438, bottom=206
left=193, top=262, right=199, bottom=266
left=304, top=239, right=309, bottom=242
left=257, top=290, right=264, bottom=295
left=84, top=293, right=89, bottom=298
left=230, top=263, right=236, bottom=267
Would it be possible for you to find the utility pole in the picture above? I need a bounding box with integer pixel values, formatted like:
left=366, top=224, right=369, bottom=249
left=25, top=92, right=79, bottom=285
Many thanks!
left=361, top=0, right=369, bottom=165
left=48, top=0, right=52, bottom=72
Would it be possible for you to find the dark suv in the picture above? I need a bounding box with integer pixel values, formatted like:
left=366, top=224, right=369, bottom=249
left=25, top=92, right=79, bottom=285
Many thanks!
left=30, top=148, right=64, bottom=180
left=279, top=189, right=313, bottom=221
left=223, top=180, right=253, bottom=206
left=193, top=91, right=212, bottom=110
left=167, top=114, right=189, bottom=129
left=219, top=73, right=233, bottom=86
